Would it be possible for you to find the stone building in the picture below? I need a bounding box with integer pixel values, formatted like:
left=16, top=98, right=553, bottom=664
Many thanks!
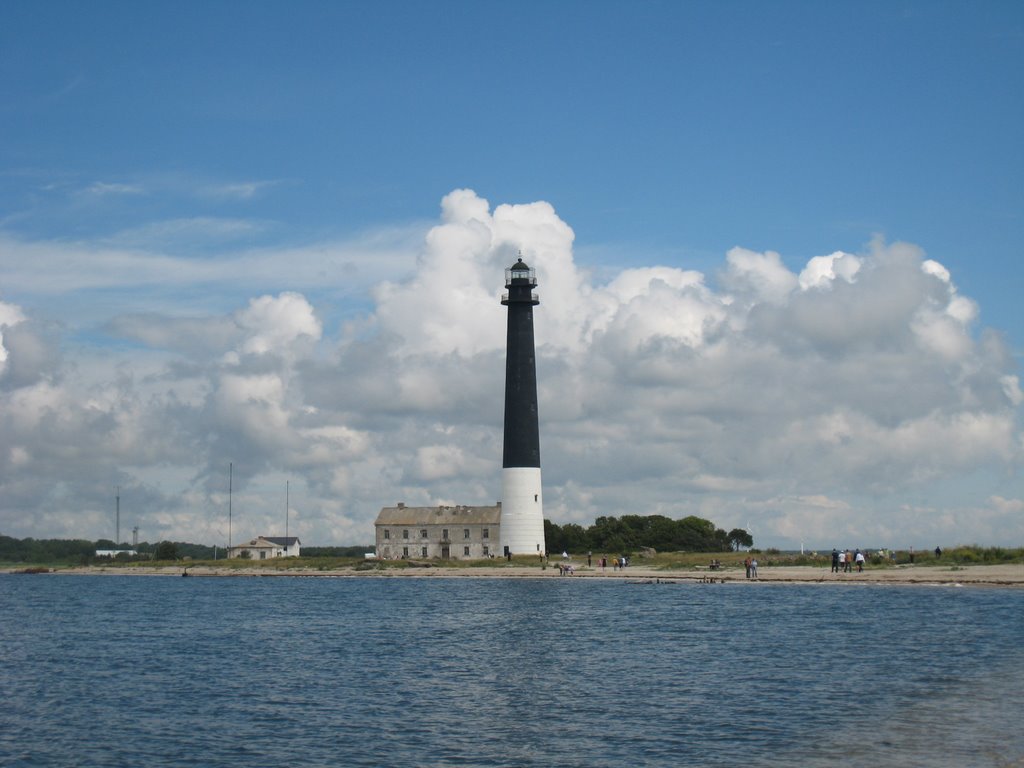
left=374, top=503, right=501, bottom=560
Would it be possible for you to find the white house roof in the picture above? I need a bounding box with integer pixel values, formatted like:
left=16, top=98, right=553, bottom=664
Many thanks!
left=264, top=537, right=300, bottom=546
left=231, top=536, right=294, bottom=550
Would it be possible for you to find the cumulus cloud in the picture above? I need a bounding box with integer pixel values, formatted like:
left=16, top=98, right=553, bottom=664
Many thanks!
left=0, top=189, right=1020, bottom=549
left=798, top=251, right=861, bottom=290
left=0, top=299, right=26, bottom=376
left=234, top=292, right=321, bottom=357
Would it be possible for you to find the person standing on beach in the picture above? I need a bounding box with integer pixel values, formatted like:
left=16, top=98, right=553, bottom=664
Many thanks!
left=831, top=549, right=840, bottom=573
left=845, top=550, right=853, bottom=572
left=855, top=550, right=865, bottom=572
left=837, top=550, right=846, bottom=573
left=750, top=558, right=758, bottom=579
left=744, top=556, right=752, bottom=579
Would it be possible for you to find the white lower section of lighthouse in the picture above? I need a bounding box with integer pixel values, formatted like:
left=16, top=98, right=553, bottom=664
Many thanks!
left=500, top=467, right=545, bottom=555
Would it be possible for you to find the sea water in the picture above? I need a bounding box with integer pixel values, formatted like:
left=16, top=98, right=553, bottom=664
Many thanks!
left=1, top=574, right=1022, bottom=767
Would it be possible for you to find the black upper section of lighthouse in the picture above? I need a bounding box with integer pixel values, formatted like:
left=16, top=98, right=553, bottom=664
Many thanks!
left=501, top=257, right=541, bottom=469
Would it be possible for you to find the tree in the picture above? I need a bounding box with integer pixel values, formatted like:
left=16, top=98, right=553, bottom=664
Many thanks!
left=154, top=541, right=178, bottom=560
left=727, top=528, right=754, bottom=551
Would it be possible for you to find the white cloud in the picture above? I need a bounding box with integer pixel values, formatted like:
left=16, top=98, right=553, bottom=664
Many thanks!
left=0, top=190, right=1020, bottom=550
left=108, top=217, right=268, bottom=248
left=798, top=251, right=861, bottom=290
left=722, top=247, right=799, bottom=305
left=235, top=292, right=321, bottom=357
left=1001, top=376, right=1023, bottom=407
left=199, top=180, right=282, bottom=200
left=82, top=181, right=145, bottom=197
left=989, top=496, right=1024, bottom=514
left=921, top=259, right=950, bottom=283
left=0, top=299, right=26, bottom=376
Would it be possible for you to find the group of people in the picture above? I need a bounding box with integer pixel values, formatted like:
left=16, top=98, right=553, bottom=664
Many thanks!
left=744, top=556, right=758, bottom=579
left=831, top=548, right=866, bottom=573
left=554, top=554, right=628, bottom=573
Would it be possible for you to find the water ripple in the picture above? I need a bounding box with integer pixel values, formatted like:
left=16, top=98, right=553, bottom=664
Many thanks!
left=1, top=576, right=1022, bottom=767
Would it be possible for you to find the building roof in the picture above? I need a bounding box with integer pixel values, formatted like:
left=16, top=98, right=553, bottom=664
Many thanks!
left=375, top=504, right=501, bottom=526
left=264, top=537, right=300, bottom=546
left=230, top=536, right=299, bottom=550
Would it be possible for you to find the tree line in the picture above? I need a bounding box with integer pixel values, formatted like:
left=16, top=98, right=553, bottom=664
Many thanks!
left=544, top=515, right=753, bottom=556
left=0, top=535, right=218, bottom=564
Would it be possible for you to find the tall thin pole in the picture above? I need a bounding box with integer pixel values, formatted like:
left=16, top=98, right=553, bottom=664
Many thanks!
left=285, top=480, right=289, bottom=539
left=116, top=486, right=120, bottom=547
left=228, top=462, right=233, bottom=550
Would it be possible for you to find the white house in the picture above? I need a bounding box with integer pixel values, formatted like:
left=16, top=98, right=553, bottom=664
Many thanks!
left=95, top=549, right=138, bottom=558
left=227, top=536, right=301, bottom=560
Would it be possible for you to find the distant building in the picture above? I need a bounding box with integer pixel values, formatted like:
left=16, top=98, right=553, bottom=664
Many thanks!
left=95, top=549, right=138, bottom=558
left=374, top=503, right=501, bottom=560
left=227, top=536, right=301, bottom=560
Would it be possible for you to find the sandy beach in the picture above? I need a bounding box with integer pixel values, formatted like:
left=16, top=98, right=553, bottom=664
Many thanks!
left=13, top=561, right=1023, bottom=587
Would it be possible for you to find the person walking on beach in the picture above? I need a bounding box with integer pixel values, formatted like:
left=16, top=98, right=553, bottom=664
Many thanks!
left=831, top=548, right=840, bottom=573
left=844, top=550, right=853, bottom=573
left=855, top=549, right=865, bottom=572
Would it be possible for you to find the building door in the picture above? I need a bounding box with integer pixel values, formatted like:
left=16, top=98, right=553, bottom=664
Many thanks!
left=441, top=545, right=450, bottom=559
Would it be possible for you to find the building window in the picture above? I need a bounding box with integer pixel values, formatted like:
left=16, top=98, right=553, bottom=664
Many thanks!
left=402, top=546, right=409, bottom=557
left=483, top=546, right=489, bottom=556
left=420, top=529, right=427, bottom=539
left=464, top=546, right=470, bottom=556
left=482, top=528, right=489, bottom=539
left=442, top=529, right=449, bottom=540
left=384, top=529, right=390, bottom=539
left=421, top=546, right=428, bottom=557
left=259, top=551, right=266, bottom=560
left=403, top=529, right=409, bottom=539
left=463, top=528, right=470, bottom=539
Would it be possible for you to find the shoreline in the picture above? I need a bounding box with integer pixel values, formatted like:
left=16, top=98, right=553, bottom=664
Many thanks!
left=6, top=562, right=1024, bottom=587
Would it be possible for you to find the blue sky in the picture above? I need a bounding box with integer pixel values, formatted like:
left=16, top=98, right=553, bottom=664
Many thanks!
left=0, top=1, right=1021, bottom=549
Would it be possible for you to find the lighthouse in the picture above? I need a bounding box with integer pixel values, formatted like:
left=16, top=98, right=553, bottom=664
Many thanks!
left=500, top=255, right=546, bottom=556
